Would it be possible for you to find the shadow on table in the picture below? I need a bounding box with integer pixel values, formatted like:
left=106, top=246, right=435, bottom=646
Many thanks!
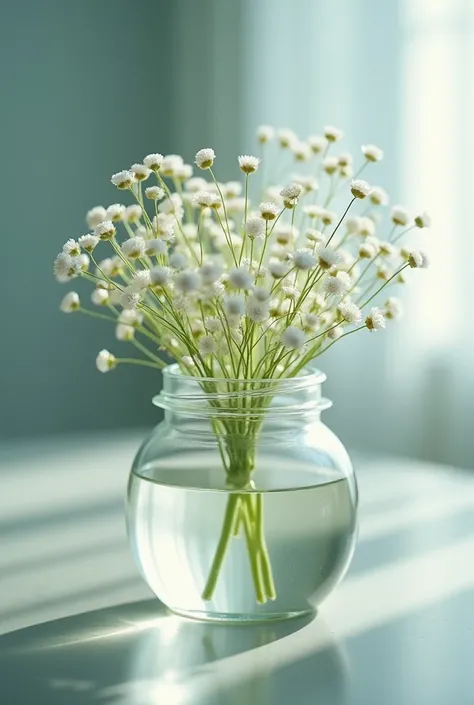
left=0, top=599, right=349, bottom=704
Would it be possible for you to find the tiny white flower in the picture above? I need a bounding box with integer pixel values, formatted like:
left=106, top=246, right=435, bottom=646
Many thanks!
left=303, top=313, right=320, bottom=331
left=198, top=334, right=217, bottom=356
left=224, top=294, right=245, bottom=317
left=338, top=153, right=352, bottom=167
left=123, top=204, right=143, bottom=223
left=143, top=153, right=164, bottom=171
left=228, top=266, right=253, bottom=290
left=199, top=260, right=223, bottom=285
left=317, top=246, right=341, bottom=270
left=281, top=326, right=307, bottom=350
left=195, top=148, right=216, bottom=169
left=105, top=204, right=125, bottom=222
left=345, top=216, right=361, bottom=235
left=150, top=266, right=170, bottom=287
left=225, top=197, right=246, bottom=214
left=176, top=164, right=193, bottom=181
left=359, top=242, right=377, bottom=259
left=327, top=325, right=343, bottom=340
left=324, top=274, right=347, bottom=296
left=152, top=213, right=175, bottom=238
left=259, top=201, right=279, bottom=220
left=169, top=252, right=188, bottom=270
left=415, top=211, right=431, bottom=228
left=86, top=206, right=107, bottom=228
left=130, top=270, right=151, bottom=291
left=324, top=125, right=344, bottom=142
left=116, top=323, right=135, bottom=341
left=174, top=269, right=200, bottom=293
left=94, top=220, right=116, bottom=241
left=280, top=182, right=303, bottom=201
left=277, top=128, right=297, bottom=148
left=359, top=216, right=376, bottom=238
left=245, top=217, right=266, bottom=240
left=96, top=349, right=116, bottom=373
left=122, top=236, right=146, bottom=259
left=365, top=307, right=386, bottom=331
left=246, top=296, right=269, bottom=323
left=78, top=234, right=99, bottom=252
left=54, top=252, right=81, bottom=282
left=91, top=288, right=110, bottom=306
left=303, top=204, right=324, bottom=220
left=182, top=355, right=195, bottom=367
left=282, top=285, right=300, bottom=300
left=223, top=181, right=243, bottom=198
left=351, top=179, right=372, bottom=199
left=184, top=177, right=208, bottom=193
left=60, top=291, right=80, bottom=313
left=323, top=156, right=339, bottom=174
left=292, top=174, right=319, bottom=192
left=145, top=186, right=165, bottom=201
left=111, top=170, right=134, bottom=189
left=130, top=163, right=151, bottom=182
left=391, top=205, right=410, bottom=227
left=120, top=289, right=141, bottom=310
left=379, top=241, right=396, bottom=257
left=62, top=238, right=81, bottom=256
left=384, top=296, right=403, bottom=320
left=257, top=125, right=274, bottom=144
left=292, top=142, right=312, bottom=162
left=338, top=300, right=362, bottom=324
left=146, top=239, right=167, bottom=257
left=268, top=261, right=288, bottom=279
left=204, top=317, right=221, bottom=333
left=238, top=155, right=260, bottom=174
left=307, top=134, right=326, bottom=153
left=292, top=249, right=316, bottom=270
left=193, top=190, right=221, bottom=209
left=161, top=154, right=184, bottom=178
left=306, top=228, right=324, bottom=244
left=408, top=249, right=429, bottom=268
left=340, top=164, right=353, bottom=179
left=119, top=308, right=143, bottom=327
left=362, top=144, right=384, bottom=162
left=252, top=287, right=270, bottom=301
left=370, top=186, right=389, bottom=206
left=159, top=192, right=183, bottom=217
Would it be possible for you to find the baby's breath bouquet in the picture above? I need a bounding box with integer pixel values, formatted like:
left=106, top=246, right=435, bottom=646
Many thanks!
left=55, top=124, right=429, bottom=604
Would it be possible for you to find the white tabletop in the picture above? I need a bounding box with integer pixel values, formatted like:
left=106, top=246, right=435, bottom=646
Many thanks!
left=1, top=433, right=474, bottom=704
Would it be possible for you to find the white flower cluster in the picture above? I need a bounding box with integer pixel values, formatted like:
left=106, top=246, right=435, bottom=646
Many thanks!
left=54, top=124, right=430, bottom=378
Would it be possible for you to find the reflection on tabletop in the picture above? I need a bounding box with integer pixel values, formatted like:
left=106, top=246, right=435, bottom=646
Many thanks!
left=0, top=600, right=347, bottom=705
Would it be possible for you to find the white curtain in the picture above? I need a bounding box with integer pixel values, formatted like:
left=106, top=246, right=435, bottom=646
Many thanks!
left=241, top=0, right=474, bottom=468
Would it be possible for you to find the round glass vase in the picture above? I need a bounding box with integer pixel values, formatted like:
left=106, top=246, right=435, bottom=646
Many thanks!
left=126, top=365, right=358, bottom=623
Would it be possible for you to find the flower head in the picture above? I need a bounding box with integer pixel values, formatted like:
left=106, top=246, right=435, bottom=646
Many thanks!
left=150, top=266, right=170, bottom=287
left=259, top=201, right=279, bottom=220
left=122, top=236, right=146, bottom=259
left=362, top=144, right=384, bottom=162
left=143, top=153, right=164, bottom=171
left=365, top=307, right=386, bottom=331
left=120, top=289, right=141, bottom=310
left=106, top=203, right=126, bottom=222
left=246, top=296, right=269, bottom=323
left=391, top=205, right=410, bottom=226
left=54, top=252, right=81, bottom=282
left=174, top=269, right=200, bottom=293
left=281, top=326, right=307, bottom=350
left=369, top=186, right=389, bottom=206
left=169, top=252, right=188, bottom=270
left=359, top=242, right=377, bottom=259
left=94, top=220, right=116, bottom=241
left=130, top=163, right=151, bottom=182
left=338, top=300, right=362, bottom=324
left=199, top=260, right=223, bottom=285
left=195, top=148, right=216, bottom=169
left=228, top=266, right=253, bottom=290
left=408, top=249, right=429, bottom=268
left=280, top=182, right=303, bottom=201
left=324, top=126, right=344, bottom=142
left=323, top=156, right=339, bottom=174
left=293, top=142, right=312, bottom=162
left=238, top=155, right=260, bottom=174
left=91, top=288, right=110, bottom=306
left=415, top=211, right=431, bottom=228
left=116, top=324, right=135, bottom=341
left=60, top=291, right=80, bottom=313
left=111, top=170, right=134, bottom=189
left=268, top=261, right=288, bottom=279
left=324, top=274, right=348, bottom=296
left=123, top=205, right=142, bottom=223
left=351, top=179, right=371, bottom=199
left=277, top=128, right=297, bottom=148
left=257, top=125, right=274, bottom=144
left=96, top=349, right=116, bottom=373
left=86, top=206, right=107, bottom=228
left=384, top=296, right=403, bottom=320
left=307, top=134, right=326, bottom=153
left=359, top=217, right=376, bottom=238
left=306, top=228, right=324, bottom=244
left=161, top=154, right=184, bottom=178
left=292, top=249, right=316, bottom=270
left=245, top=217, right=266, bottom=239
left=145, top=186, right=165, bottom=201
left=78, top=234, right=99, bottom=253
left=224, top=294, right=245, bottom=316
left=198, top=335, right=217, bottom=356
left=62, top=238, right=81, bottom=256
left=317, top=246, right=341, bottom=270
left=146, top=239, right=167, bottom=257
left=193, top=191, right=221, bottom=209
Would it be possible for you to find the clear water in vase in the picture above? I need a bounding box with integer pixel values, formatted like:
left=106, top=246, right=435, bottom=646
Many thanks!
left=127, top=458, right=357, bottom=622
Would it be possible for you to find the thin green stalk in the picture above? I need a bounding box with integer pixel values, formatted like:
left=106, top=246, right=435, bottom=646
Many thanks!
left=201, top=494, right=240, bottom=601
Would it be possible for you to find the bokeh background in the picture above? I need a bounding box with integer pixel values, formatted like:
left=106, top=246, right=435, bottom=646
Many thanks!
left=2, top=0, right=471, bottom=468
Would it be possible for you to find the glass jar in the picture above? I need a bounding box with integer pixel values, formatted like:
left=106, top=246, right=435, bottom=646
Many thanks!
left=126, top=365, right=358, bottom=623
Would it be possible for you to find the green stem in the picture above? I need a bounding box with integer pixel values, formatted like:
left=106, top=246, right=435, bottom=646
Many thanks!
left=201, top=494, right=240, bottom=601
